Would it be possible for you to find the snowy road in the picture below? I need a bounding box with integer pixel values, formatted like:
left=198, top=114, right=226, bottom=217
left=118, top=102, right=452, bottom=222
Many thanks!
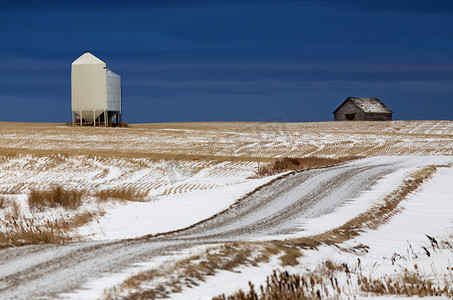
left=0, top=156, right=448, bottom=299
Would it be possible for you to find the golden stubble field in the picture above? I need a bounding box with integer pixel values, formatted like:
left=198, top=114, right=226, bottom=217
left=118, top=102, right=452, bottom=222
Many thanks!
left=1, top=121, right=453, bottom=298
left=1, top=120, right=452, bottom=160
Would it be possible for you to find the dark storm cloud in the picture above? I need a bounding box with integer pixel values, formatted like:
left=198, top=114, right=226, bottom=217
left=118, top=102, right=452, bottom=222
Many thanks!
left=0, top=0, right=452, bottom=122
left=319, top=0, right=453, bottom=14
left=2, top=0, right=453, bottom=14
left=1, top=0, right=171, bottom=10
left=2, top=0, right=262, bottom=11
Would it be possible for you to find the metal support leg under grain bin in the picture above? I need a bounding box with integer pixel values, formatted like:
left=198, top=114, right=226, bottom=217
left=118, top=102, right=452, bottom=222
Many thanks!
left=71, top=110, right=121, bottom=127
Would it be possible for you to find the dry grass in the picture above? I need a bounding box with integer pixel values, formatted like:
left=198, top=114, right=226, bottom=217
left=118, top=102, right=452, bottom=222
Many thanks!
left=0, top=217, right=71, bottom=248
left=0, top=151, right=19, bottom=164
left=258, top=156, right=359, bottom=175
left=0, top=148, right=276, bottom=163
left=359, top=269, right=452, bottom=297
left=214, top=270, right=317, bottom=300
left=0, top=211, right=96, bottom=248
left=322, top=259, right=345, bottom=277
left=2, top=185, right=142, bottom=248
left=54, top=211, right=97, bottom=232
left=28, top=186, right=84, bottom=210
left=94, top=188, right=147, bottom=202
left=279, top=246, right=302, bottom=266
left=0, top=186, right=104, bottom=248
left=215, top=263, right=453, bottom=299
left=103, top=243, right=281, bottom=300
left=218, top=239, right=453, bottom=299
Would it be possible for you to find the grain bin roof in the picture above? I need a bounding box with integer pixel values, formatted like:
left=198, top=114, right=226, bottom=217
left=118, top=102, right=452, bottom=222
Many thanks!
left=72, top=52, right=105, bottom=65
left=333, top=97, right=393, bottom=114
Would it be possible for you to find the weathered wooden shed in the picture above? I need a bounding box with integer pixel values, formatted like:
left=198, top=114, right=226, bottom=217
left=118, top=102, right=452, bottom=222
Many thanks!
left=333, top=97, right=392, bottom=121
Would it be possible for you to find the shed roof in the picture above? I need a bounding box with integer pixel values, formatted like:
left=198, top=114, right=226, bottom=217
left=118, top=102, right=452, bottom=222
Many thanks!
left=333, top=97, right=392, bottom=114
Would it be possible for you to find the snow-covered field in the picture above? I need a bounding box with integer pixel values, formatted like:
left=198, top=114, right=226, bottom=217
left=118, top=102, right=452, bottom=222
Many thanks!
left=0, top=121, right=452, bottom=299
left=0, top=154, right=274, bottom=241
left=57, top=156, right=453, bottom=300
left=169, top=158, right=453, bottom=299
left=1, top=120, right=453, bottom=159
left=78, top=174, right=281, bottom=240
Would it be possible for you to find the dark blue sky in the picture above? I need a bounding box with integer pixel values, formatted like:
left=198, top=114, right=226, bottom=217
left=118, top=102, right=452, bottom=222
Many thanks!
left=1, top=0, right=452, bottom=123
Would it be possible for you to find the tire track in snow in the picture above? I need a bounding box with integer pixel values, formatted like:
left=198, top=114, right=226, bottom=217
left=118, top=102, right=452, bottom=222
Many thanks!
left=168, top=163, right=395, bottom=240
left=0, top=157, right=434, bottom=299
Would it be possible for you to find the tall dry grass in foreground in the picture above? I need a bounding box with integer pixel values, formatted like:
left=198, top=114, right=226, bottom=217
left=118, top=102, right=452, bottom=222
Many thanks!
left=1, top=186, right=93, bottom=248
left=0, top=211, right=99, bottom=248
left=0, top=217, right=71, bottom=248
left=214, top=259, right=453, bottom=300
left=217, top=238, right=453, bottom=299
left=0, top=185, right=148, bottom=248
left=28, top=186, right=83, bottom=210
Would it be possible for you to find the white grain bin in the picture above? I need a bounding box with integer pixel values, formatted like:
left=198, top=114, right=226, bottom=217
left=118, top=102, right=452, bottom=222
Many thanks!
left=71, top=51, right=121, bottom=126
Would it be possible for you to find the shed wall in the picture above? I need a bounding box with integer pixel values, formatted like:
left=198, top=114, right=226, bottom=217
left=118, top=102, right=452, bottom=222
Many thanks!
left=364, top=113, right=392, bottom=121
left=334, top=101, right=366, bottom=121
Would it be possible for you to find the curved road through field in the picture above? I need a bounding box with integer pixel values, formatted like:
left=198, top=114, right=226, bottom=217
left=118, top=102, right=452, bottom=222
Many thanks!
left=0, top=157, right=439, bottom=299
